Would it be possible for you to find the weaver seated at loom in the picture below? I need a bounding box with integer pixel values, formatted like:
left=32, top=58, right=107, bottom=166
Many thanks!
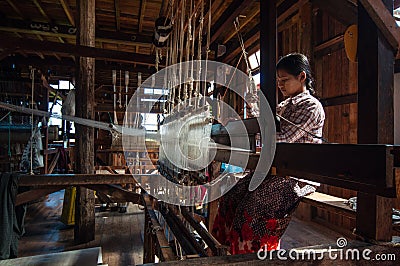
left=212, top=53, right=326, bottom=254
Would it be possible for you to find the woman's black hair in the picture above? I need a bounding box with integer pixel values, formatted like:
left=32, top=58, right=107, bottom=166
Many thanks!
left=276, top=53, right=315, bottom=95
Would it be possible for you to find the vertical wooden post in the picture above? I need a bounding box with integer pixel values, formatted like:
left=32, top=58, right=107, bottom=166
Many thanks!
left=356, top=0, right=394, bottom=242
left=207, top=161, right=222, bottom=231
left=74, top=0, right=96, bottom=244
left=260, top=0, right=277, bottom=126
left=43, top=87, right=49, bottom=174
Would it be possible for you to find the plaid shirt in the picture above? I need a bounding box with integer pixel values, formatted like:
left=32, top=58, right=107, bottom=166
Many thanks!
left=276, top=90, right=325, bottom=143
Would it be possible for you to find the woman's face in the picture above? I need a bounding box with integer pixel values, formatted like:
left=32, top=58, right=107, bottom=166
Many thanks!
left=276, top=69, right=306, bottom=97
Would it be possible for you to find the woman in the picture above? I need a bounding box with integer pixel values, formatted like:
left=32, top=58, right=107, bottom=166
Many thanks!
left=212, top=53, right=325, bottom=254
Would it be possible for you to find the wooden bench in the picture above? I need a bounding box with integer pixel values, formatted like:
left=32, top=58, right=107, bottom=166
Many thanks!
left=301, top=191, right=356, bottom=219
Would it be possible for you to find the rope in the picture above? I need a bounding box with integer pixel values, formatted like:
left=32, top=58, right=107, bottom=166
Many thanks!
left=221, top=52, right=244, bottom=100
left=8, top=113, right=11, bottom=158
left=195, top=0, right=204, bottom=105
left=234, top=18, right=251, bottom=75
left=202, top=0, right=211, bottom=106
left=30, top=67, right=35, bottom=175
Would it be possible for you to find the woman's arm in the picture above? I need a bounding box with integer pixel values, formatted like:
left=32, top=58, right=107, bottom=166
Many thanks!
left=276, top=103, right=322, bottom=143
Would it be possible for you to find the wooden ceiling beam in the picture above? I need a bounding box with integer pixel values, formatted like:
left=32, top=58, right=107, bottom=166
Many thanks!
left=312, top=0, right=357, bottom=26
left=33, top=0, right=51, bottom=22
left=396, top=0, right=400, bottom=10
left=222, top=7, right=259, bottom=45
left=159, top=0, right=168, bottom=17
left=0, top=19, right=153, bottom=47
left=59, top=0, right=75, bottom=27
left=0, top=36, right=159, bottom=66
left=114, top=0, right=121, bottom=31
left=0, top=48, right=17, bottom=61
left=277, top=0, right=308, bottom=24
left=359, top=0, right=400, bottom=52
left=0, top=54, right=75, bottom=68
left=222, top=24, right=259, bottom=63
left=222, top=0, right=327, bottom=64
left=138, top=0, right=147, bottom=33
left=53, top=53, right=62, bottom=61
left=210, top=0, right=253, bottom=45
left=5, top=0, right=24, bottom=19
left=36, top=52, right=45, bottom=60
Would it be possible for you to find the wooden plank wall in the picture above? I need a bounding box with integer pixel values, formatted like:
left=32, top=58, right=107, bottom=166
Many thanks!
left=313, top=9, right=357, bottom=234
left=278, top=3, right=358, bottom=233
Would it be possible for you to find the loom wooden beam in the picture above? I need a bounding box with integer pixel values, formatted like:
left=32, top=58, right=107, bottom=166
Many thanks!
left=16, top=187, right=66, bottom=206
left=18, top=174, right=144, bottom=186
left=59, top=0, right=75, bottom=27
left=181, top=207, right=228, bottom=256
left=142, top=194, right=176, bottom=262
left=213, top=142, right=398, bottom=197
left=166, top=205, right=208, bottom=257
left=159, top=204, right=206, bottom=257
left=85, top=184, right=142, bottom=204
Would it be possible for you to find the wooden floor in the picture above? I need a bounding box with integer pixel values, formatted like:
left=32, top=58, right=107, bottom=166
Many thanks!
left=17, top=191, right=343, bottom=265
left=18, top=190, right=144, bottom=266
left=282, top=216, right=343, bottom=250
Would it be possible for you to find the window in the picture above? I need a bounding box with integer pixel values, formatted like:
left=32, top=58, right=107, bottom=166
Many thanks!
left=48, top=100, right=62, bottom=128
left=143, top=88, right=168, bottom=95
left=142, top=113, right=158, bottom=131
left=248, top=50, right=260, bottom=70
left=59, top=80, right=74, bottom=90
left=395, top=7, right=400, bottom=26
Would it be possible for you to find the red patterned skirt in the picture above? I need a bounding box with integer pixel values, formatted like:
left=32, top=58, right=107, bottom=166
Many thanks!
left=212, top=174, right=315, bottom=254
